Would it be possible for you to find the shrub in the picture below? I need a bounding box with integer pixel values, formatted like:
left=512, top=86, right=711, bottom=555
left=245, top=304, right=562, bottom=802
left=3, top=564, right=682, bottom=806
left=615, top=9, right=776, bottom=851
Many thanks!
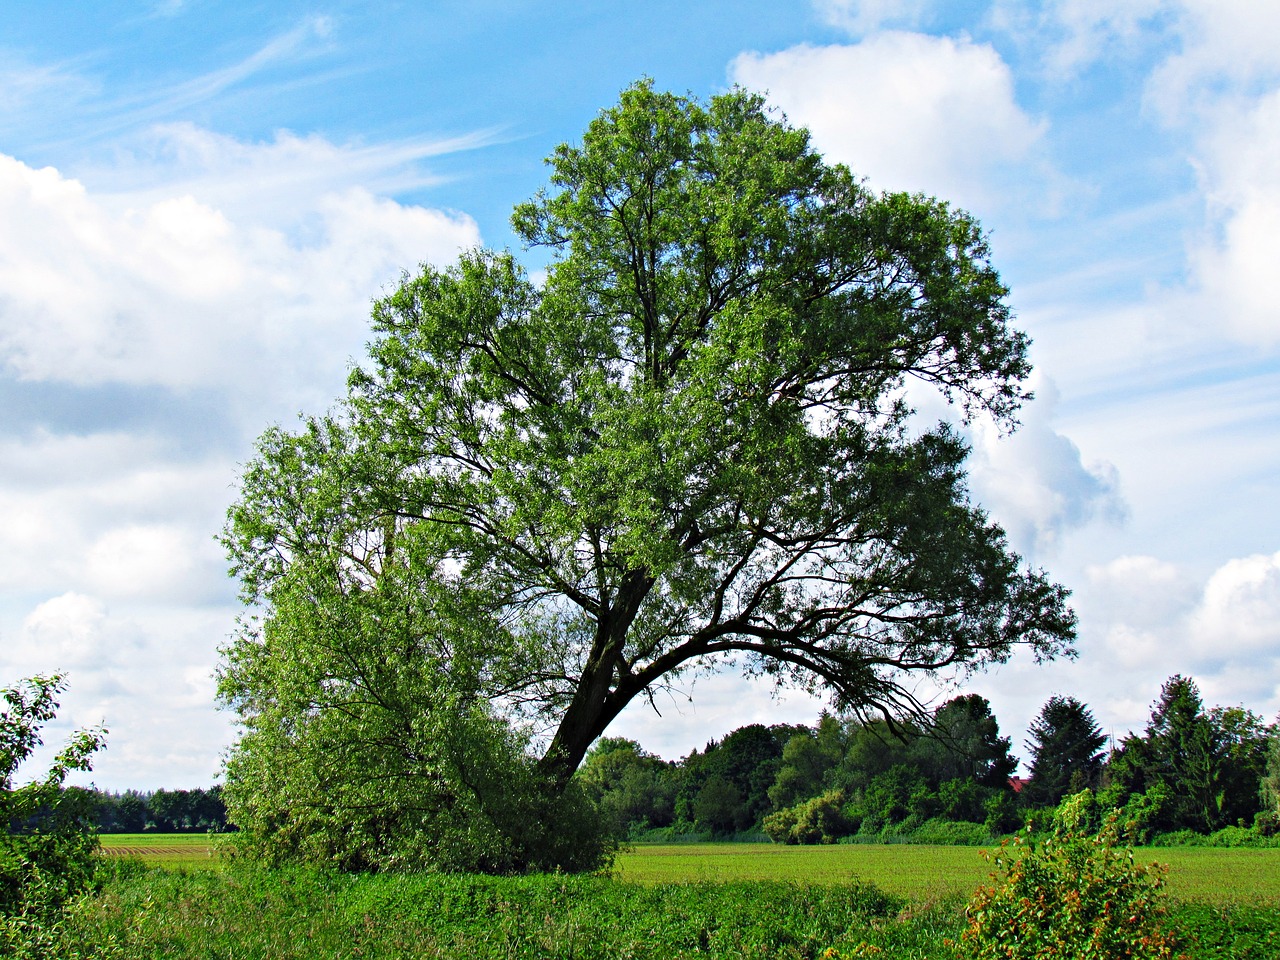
left=1119, top=783, right=1174, bottom=844
left=953, top=794, right=1180, bottom=959
left=909, top=818, right=993, bottom=846
left=1, top=675, right=107, bottom=959
left=763, top=790, right=851, bottom=844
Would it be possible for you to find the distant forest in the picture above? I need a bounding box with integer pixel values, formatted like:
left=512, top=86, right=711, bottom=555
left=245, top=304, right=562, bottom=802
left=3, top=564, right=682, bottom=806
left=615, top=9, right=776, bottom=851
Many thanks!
left=77, top=674, right=1278, bottom=844
left=576, top=674, right=1279, bottom=845
left=74, top=786, right=228, bottom=834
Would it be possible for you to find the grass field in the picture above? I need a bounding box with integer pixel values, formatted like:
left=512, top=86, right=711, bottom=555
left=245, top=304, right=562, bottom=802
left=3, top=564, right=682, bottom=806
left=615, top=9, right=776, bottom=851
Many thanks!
left=98, top=833, right=222, bottom=869
left=615, top=842, right=1280, bottom=905
left=99, top=835, right=1280, bottom=905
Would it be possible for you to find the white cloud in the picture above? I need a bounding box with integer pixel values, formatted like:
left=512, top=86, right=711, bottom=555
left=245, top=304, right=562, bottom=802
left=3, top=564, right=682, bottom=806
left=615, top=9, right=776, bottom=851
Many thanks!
left=729, top=32, right=1048, bottom=214
left=1143, top=0, right=1280, bottom=122
left=0, top=123, right=486, bottom=790
left=1192, top=552, right=1280, bottom=660
left=984, top=2, right=1280, bottom=350
left=1182, top=91, right=1280, bottom=347
left=86, top=122, right=493, bottom=224
left=987, top=0, right=1165, bottom=77
left=959, top=548, right=1280, bottom=766
left=18, top=593, right=110, bottom=671
left=83, top=525, right=212, bottom=602
left=0, top=136, right=479, bottom=396
left=0, top=430, right=235, bottom=600
left=2, top=601, right=236, bottom=789
left=1073, top=551, right=1280, bottom=722
left=965, top=376, right=1125, bottom=560
left=0, top=58, right=98, bottom=113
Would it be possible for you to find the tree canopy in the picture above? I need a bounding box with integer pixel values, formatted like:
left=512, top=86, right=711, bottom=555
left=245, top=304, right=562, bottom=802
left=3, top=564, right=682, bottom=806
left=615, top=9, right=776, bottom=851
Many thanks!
left=218, top=81, right=1076, bottom=871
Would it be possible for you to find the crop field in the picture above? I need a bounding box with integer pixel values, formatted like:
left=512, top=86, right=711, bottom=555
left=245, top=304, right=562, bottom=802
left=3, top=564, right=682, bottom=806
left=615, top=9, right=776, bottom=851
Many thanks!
left=98, top=833, right=222, bottom=869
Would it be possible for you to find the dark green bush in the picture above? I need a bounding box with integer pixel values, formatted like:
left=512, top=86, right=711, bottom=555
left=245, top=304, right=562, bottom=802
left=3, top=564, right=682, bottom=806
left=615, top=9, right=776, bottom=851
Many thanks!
left=762, top=790, right=851, bottom=844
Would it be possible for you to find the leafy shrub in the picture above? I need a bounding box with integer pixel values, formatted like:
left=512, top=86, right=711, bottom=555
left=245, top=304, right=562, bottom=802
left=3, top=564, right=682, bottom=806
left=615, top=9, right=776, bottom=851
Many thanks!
left=762, top=790, right=851, bottom=844
left=1, top=675, right=107, bottom=959
left=953, top=793, right=1179, bottom=959
left=908, top=818, right=993, bottom=846
left=1119, top=783, right=1174, bottom=844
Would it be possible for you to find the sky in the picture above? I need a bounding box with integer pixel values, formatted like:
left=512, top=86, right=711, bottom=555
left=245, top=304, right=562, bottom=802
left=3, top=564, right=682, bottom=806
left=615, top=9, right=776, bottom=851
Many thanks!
left=1, top=0, right=1278, bottom=791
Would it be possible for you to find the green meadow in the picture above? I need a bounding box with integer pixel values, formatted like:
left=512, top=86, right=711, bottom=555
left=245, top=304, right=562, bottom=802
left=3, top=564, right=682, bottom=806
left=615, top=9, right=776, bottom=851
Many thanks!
left=99, top=835, right=1280, bottom=907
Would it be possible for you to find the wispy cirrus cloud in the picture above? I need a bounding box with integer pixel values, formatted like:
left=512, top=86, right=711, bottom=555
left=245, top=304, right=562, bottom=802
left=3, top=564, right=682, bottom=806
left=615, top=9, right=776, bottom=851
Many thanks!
left=4, top=17, right=343, bottom=155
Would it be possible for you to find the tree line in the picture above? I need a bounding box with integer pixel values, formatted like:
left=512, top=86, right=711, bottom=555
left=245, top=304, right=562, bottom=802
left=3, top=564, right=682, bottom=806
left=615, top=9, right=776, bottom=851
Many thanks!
left=576, top=674, right=1280, bottom=845
left=69, top=786, right=228, bottom=833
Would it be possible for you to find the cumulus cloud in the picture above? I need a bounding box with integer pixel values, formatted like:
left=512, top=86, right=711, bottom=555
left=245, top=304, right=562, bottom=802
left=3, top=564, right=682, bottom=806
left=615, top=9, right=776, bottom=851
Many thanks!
left=1181, top=91, right=1280, bottom=347
left=18, top=593, right=111, bottom=671
left=1, top=600, right=237, bottom=788
left=987, top=1, right=1280, bottom=350
left=729, top=32, right=1049, bottom=214
left=1077, top=552, right=1280, bottom=722
left=964, top=375, right=1125, bottom=560
left=957, top=549, right=1280, bottom=768
left=0, top=137, right=479, bottom=396
left=0, top=429, right=234, bottom=600
left=1143, top=0, right=1280, bottom=121
left=1192, top=552, right=1280, bottom=662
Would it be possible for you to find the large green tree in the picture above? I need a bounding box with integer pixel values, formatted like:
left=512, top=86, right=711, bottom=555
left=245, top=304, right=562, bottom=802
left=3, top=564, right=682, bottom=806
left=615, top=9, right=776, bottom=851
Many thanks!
left=219, top=82, right=1075, bottom=870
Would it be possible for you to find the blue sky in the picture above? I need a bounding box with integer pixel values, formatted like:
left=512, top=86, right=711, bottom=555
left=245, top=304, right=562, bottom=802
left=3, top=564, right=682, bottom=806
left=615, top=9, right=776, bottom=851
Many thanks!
left=2, top=0, right=1278, bottom=790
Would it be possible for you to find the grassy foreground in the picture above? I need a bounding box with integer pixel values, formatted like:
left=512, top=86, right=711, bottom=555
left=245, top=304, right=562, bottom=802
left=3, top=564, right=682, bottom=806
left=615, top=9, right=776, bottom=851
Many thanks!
left=63, top=857, right=1280, bottom=960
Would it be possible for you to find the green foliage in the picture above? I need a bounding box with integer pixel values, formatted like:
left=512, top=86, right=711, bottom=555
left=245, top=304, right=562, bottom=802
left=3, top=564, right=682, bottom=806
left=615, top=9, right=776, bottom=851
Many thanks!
left=1101, top=677, right=1274, bottom=836
left=1, top=675, right=107, bottom=959
left=576, top=738, right=677, bottom=838
left=678, top=724, right=798, bottom=835
left=80, top=786, right=226, bottom=834
left=221, top=79, right=1074, bottom=873
left=955, top=800, right=1179, bottom=959
left=1165, top=903, right=1280, bottom=959
left=762, top=789, right=851, bottom=844
left=914, top=695, right=1017, bottom=789
left=768, top=714, right=846, bottom=810
left=761, top=699, right=1020, bottom=846
left=1023, top=695, right=1107, bottom=809
left=1148, top=827, right=1280, bottom=849
left=1118, top=784, right=1175, bottom=845
left=1261, top=725, right=1280, bottom=824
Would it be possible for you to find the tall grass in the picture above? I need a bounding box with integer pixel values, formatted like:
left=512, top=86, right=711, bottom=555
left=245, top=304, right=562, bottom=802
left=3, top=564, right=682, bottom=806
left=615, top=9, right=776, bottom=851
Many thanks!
left=71, top=861, right=955, bottom=960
